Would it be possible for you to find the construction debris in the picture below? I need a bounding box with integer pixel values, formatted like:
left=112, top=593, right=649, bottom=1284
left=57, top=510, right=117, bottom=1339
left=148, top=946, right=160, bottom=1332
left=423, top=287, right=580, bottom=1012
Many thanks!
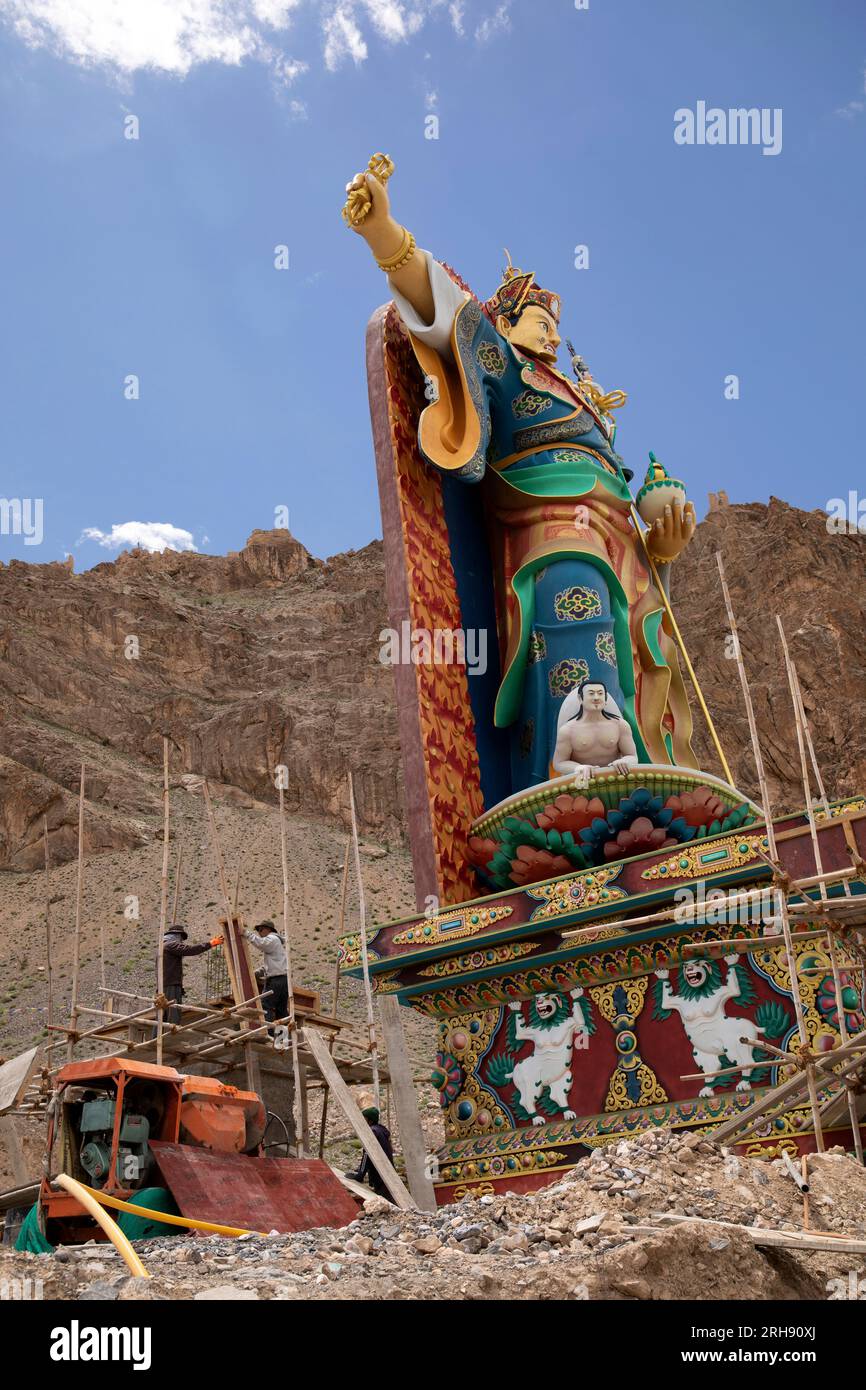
left=4, top=1128, right=865, bottom=1301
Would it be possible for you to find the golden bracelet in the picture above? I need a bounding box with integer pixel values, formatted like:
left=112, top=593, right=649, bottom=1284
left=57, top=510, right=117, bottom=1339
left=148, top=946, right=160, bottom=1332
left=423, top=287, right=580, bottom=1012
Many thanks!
left=376, top=227, right=416, bottom=273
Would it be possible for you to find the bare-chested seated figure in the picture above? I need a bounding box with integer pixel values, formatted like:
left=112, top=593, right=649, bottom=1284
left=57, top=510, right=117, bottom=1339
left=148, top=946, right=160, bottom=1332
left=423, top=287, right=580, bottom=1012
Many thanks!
left=552, top=679, right=638, bottom=782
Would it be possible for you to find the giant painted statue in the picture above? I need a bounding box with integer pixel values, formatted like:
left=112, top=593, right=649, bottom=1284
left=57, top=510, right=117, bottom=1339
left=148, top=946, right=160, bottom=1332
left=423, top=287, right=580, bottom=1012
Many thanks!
left=344, top=155, right=744, bottom=905
left=340, top=156, right=866, bottom=1203
left=347, top=161, right=697, bottom=793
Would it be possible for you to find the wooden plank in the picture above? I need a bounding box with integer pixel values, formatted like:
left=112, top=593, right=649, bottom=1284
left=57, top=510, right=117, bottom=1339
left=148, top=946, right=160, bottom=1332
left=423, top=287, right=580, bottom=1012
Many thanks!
left=378, top=996, right=436, bottom=1210
left=0, top=1047, right=39, bottom=1114
left=302, top=1026, right=414, bottom=1210
left=0, top=1181, right=39, bottom=1213
left=650, top=1210, right=866, bottom=1256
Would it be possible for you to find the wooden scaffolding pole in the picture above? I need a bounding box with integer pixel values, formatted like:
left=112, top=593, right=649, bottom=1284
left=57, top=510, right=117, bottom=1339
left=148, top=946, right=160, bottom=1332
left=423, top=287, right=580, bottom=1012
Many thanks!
left=277, top=779, right=304, bottom=1155
left=776, top=615, right=864, bottom=1161
left=202, top=779, right=259, bottom=1095
left=303, top=1026, right=413, bottom=1209
left=155, top=738, right=171, bottom=1067
left=319, top=836, right=350, bottom=1159
left=716, top=554, right=824, bottom=1149
left=378, top=996, right=437, bottom=1209
left=68, top=764, right=86, bottom=1064
left=170, top=841, right=184, bottom=927
left=347, top=772, right=381, bottom=1109
left=43, top=816, right=55, bottom=1067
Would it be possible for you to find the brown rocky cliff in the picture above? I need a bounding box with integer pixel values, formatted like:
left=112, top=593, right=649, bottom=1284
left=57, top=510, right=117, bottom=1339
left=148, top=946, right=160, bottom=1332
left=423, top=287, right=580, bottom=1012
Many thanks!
left=676, top=497, right=866, bottom=808
left=0, top=530, right=402, bottom=868
left=0, top=504, right=863, bottom=870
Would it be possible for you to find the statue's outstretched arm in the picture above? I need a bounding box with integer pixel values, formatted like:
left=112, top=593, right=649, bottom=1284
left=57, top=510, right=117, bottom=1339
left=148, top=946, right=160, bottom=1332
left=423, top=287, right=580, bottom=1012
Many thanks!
left=345, top=169, right=435, bottom=324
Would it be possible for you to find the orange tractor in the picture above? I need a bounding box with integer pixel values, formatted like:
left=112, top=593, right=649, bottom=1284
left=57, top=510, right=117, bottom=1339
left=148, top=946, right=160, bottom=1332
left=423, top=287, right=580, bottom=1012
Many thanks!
left=17, top=1056, right=358, bottom=1250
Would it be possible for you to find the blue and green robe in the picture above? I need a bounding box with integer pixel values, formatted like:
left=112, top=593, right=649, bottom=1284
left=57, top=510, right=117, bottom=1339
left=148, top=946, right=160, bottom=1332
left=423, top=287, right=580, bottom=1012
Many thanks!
left=389, top=253, right=696, bottom=796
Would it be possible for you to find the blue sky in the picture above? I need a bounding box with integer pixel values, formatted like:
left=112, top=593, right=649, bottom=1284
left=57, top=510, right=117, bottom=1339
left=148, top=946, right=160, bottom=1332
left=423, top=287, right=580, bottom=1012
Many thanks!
left=0, top=0, right=864, bottom=566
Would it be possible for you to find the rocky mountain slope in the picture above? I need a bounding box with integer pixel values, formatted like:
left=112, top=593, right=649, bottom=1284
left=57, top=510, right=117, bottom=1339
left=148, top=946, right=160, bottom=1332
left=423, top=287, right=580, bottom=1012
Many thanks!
left=0, top=496, right=862, bottom=1071
left=0, top=498, right=862, bottom=877
left=680, top=495, right=865, bottom=807
left=0, top=530, right=403, bottom=871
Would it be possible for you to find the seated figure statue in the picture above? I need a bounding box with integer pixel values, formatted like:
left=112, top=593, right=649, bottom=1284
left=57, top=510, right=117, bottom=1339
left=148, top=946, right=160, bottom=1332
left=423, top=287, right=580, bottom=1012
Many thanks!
left=552, top=678, right=638, bottom=781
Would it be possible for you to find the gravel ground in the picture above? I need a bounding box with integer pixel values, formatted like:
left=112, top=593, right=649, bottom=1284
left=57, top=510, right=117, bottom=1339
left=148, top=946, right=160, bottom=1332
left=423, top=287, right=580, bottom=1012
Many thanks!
left=4, top=1129, right=865, bottom=1302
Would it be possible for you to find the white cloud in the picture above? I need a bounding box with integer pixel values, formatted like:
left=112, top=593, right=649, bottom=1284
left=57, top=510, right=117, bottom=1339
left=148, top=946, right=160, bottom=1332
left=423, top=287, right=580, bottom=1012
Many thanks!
left=252, top=0, right=301, bottom=22
left=79, top=521, right=198, bottom=553
left=0, top=0, right=514, bottom=78
left=836, top=64, right=866, bottom=119
left=475, top=0, right=509, bottom=43
left=322, top=2, right=367, bottom=69
left=361, top=1, right=412, bottom=42
left=0, top=0, right=310, bottom=78
left=270, top=50, right=308, bottom=83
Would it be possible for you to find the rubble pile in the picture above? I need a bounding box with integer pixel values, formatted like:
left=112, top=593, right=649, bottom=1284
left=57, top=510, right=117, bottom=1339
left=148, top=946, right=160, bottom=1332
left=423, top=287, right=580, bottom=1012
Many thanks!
left=4, top=1131, right=866, bottom=1301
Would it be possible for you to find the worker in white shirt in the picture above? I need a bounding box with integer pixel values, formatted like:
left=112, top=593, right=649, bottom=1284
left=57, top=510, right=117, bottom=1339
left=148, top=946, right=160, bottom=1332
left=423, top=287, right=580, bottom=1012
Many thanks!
left=245, top=920, right=289, bottom=1028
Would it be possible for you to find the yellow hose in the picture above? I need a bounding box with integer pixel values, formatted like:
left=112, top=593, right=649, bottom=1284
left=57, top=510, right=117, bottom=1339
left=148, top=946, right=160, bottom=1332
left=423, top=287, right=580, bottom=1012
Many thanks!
left=52, top=1174, right=150, bottom=1278
left=74, top=1182, right=262, bottom=1237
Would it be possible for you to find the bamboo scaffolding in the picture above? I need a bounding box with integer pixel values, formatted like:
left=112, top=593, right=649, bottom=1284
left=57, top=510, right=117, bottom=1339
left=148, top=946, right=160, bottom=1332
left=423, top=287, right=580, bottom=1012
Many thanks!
left=156, top=738, right=171, bottom=1066
left=170, top=841, right=184, bottom=927
left=43, top=815, right=55, bottom=1066
left=712, top=1027, right=866, bottom=1146
left=45, top=993, right=279, bottom=1076
left=801, top=1154, right=811, bottom=1230
left=559, top=867, right=862, bottom=947
left=201, top=782, right=244, bottom=997
left=347, top=772, right=380, bottom=1109
left=68, top=765, right=86, bottom=1064
left=629, top=503, right=733, bottom=783
left=319, top=836, right=350, bottom=1159
left=681, top=1058, right=781, bottom=1082
left=277, top=779, right=303, bottom=1155
left=777, top=614, right=864, bottom=1162
left=716, top=552, right=825, bottom=1150
left=201, top=779, right=260, bottom=1093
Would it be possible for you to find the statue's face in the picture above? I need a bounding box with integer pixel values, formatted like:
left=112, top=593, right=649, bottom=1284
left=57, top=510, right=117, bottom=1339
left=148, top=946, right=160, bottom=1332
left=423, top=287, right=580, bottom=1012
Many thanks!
left=535, top=992, right=558, bottom=1020
left=683, top=961, right=708, bottom=989
left=497, top=305, right=560, bottom=363
left=582, top=683, right=607, bottom=712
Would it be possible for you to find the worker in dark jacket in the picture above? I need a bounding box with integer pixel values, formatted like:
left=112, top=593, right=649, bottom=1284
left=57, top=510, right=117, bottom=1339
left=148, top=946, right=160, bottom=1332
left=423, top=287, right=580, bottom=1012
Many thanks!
left=345, top=1106, right=395, bottom=1201
left=161, top=925, right=216, bottom=1023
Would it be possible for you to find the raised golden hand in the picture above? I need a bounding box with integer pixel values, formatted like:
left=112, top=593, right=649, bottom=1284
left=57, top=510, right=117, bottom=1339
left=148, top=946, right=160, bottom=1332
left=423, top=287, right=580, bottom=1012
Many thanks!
left=342, top=153, right=395, bottom=227
left=342, top=152, right=434, bottom=323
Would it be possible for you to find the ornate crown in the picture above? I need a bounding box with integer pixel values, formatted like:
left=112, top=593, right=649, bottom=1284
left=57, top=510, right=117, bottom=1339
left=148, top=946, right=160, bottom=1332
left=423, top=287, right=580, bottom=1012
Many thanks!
left=484, top=250, right=561, bottom=326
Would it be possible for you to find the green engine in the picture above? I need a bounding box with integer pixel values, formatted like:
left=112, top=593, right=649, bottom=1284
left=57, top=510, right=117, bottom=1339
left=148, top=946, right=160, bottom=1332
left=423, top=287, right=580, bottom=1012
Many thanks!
left=79, top=1098, right=152, bottom=1189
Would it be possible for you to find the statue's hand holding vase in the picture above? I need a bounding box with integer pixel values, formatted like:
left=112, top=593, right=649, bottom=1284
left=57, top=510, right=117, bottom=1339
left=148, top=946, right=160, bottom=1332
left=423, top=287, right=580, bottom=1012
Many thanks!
left=646, top=499, right=697, bottom=563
